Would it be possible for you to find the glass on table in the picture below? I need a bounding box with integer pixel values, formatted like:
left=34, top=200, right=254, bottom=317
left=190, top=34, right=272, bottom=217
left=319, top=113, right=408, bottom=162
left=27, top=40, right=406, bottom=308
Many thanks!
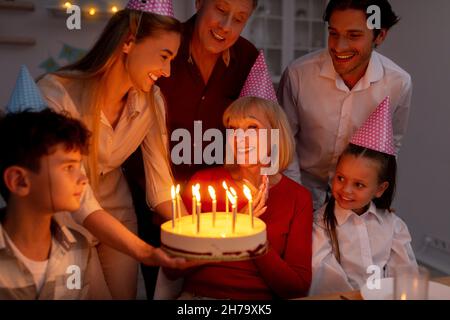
left=394, top=265, right=429, bottom=300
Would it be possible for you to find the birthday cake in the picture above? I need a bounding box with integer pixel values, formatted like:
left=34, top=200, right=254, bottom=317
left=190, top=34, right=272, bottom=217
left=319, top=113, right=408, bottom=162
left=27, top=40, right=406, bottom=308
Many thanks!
left=160, top=212, right=267, bottom=261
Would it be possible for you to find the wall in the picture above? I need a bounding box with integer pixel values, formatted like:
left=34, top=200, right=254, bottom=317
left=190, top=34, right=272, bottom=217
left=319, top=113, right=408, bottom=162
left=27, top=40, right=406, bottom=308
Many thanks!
left=0, top=0, right=193, bottom=106
left=378, top=0, right=450, bottom=273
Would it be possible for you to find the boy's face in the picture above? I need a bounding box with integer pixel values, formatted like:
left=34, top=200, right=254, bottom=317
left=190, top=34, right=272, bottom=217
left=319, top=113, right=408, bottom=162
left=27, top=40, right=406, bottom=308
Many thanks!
left=327, top=9, right=387, bottom=86
left=28, top=144, right=87, bottom=213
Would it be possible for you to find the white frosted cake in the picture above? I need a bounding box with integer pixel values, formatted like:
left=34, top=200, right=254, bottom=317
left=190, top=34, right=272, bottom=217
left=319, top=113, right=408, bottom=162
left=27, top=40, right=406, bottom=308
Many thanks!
left=161, top=212, right=267, bottom=261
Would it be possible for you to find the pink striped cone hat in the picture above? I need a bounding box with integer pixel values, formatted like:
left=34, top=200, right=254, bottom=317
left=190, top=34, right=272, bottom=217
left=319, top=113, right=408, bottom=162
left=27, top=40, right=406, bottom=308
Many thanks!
left=126, top=0, right=174, bottom=17
left=239, top=50, right=278, bottom=103
left=350, top=96, right=395, bottom=155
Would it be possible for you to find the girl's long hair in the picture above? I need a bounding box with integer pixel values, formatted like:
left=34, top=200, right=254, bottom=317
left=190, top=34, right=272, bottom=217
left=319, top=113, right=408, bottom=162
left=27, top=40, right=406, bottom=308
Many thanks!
left=324, top=143, right=397, bottom=262
left=49, top=9, right=180, bottom=191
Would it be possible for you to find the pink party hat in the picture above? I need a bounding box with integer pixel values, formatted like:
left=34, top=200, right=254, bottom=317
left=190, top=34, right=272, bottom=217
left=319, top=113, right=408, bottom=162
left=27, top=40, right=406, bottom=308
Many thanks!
left=350, top=96, right=395, bottom=155
left=126, top=0, right=174, bottom=17
left=239, top=50, right=278, bottom=103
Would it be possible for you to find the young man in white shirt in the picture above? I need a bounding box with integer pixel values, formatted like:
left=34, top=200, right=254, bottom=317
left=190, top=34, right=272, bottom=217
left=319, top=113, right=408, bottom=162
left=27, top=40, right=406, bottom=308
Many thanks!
left=278, top=0, right=412, bottom=209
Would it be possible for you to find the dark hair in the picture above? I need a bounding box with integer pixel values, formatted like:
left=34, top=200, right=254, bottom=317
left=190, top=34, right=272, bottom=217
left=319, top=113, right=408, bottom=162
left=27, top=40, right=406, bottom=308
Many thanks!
left=323, top=143, right=397, bottom=262
left=323, top=0, right=400, bottom=37
left=0, top=109, right=90, bottom=201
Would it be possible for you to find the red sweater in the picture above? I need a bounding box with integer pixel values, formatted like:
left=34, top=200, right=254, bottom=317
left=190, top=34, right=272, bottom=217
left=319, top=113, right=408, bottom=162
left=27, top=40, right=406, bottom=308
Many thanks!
left=179, top=167, right=313, bottom=300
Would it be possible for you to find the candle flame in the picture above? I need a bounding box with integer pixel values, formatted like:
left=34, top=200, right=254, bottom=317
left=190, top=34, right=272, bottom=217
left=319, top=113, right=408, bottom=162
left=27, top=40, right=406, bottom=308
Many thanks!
left=111, top=5, right=118, bottom=13
left=222, top=181, right=228, bottom=190
left=88, top=8, right=96, bottom=16
left=171, top=185, right=176, bottom=200
left=243, top=185, right=252, bottom=201
left=64, top=2, right=72, bottom=8
left=227, top=190, right=236, bottom=206
left=176, top=184, right=180, bottom=195
left=193, top=186, right=201, bottom=203
left=230, top=187, right=237, bottom=197
left=400, top=293, right=407, bottom=300
left=192, top=184, right=198, bottom=195
left=208, top=186, right=216, bottom=201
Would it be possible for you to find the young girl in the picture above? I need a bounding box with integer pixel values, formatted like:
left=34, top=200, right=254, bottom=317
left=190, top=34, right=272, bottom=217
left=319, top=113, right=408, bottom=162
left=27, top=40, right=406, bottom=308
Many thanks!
left=165, top=96, right=313, bottom=300
left=309, top=99, right=417, bottom=295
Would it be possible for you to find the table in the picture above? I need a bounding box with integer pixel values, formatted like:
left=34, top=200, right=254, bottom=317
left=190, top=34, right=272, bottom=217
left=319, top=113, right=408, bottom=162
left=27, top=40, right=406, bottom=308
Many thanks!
left=298, top=276, right=450, bottom=300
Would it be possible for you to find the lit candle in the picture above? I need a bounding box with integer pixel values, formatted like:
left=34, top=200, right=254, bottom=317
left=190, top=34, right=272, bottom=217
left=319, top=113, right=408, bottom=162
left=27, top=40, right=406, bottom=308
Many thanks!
left=243, top=185, right=253, bottom=228
left=227, top=190, right=237, bottom=233
left=171, top=185, right=176, bottom=229
left=194, top=186, right=201, bottom=234
left=191, top=185, right=197, bottom=223
left=175, top=184, right=181, bottom=220
left=208, top=186, right=217, bottom=227
left=229, top=186, right=237, bottom=199
left=222, top=181, right=229, bottom=214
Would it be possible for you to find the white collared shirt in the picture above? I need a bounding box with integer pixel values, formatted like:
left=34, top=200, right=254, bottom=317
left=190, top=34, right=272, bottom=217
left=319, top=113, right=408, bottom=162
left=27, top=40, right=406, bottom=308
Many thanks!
left=309, top=201, right=417, bottom=296
left=278, top=49, right=412, bottom=209
left=38, top=74, right=173, bottom=223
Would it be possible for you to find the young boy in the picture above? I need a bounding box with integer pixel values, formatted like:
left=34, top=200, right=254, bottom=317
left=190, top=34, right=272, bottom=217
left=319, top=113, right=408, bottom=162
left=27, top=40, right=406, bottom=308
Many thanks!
left=0, top=108, right=110, bottom=299
left=0, top=66, right=111, bottom=300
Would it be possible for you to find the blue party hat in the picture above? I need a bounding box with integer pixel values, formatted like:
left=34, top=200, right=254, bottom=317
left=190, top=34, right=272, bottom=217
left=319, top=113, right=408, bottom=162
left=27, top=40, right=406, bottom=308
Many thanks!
left=6, top=65, right=47, bottom=113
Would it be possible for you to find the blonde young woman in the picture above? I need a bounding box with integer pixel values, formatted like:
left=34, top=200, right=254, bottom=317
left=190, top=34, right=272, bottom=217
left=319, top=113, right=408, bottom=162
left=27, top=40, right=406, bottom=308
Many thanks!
left=38, top=7, right=187, bottom=299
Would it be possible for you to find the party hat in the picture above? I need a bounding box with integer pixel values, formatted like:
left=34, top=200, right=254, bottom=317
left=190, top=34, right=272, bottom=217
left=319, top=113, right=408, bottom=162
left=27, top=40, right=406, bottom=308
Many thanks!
left=350, top=96, right=395, bottom=155
left=239, top=50, right=278, bottom=103
left=126, top=0, right=174, bottom=17
left=6, top=65, right=47, bottom=113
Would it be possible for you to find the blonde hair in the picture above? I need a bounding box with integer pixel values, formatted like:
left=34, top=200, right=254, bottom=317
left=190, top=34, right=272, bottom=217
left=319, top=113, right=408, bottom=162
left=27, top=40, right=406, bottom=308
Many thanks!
left=222, top=96, right=294, bottom=173
left=49, top=9, right=180, bottom=191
